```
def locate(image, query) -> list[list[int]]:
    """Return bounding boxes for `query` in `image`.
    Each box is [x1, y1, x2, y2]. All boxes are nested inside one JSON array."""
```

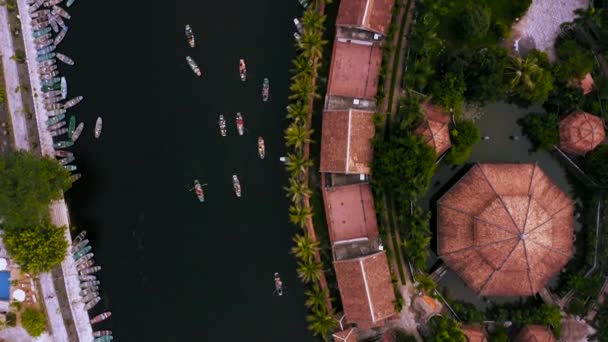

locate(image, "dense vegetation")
[[518, 112, 559, 151], [21, 308, 46, 337], [428, 316, 466, 342], [447, 120, 480, 165]]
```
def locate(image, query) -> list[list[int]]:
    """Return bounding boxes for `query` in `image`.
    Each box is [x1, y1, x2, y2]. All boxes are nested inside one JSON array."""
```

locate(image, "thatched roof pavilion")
[[438, 164, 574, 296], [559, 111, 605, 155], [515, 325, 556, 342], [415, 102, 452, 156], [462, 325, 488, 342]]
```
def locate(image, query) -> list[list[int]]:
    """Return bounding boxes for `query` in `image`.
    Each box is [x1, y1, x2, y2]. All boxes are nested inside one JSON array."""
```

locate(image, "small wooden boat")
[[262, 78, 270, 102], [70, 238, 88, 252], [72, 230, 86, 245], [193, 180, 205, 202], [218, 115, 226, 136], [239, 59, 246, 81], [68, 116, 76, 137], [79, 286, 98, 297], [50, 128, 68, 137], [52, 5, 70, 19], [186, 56, 201, 77], [79, 266, 101, 275], [54, 27, 68, 46], [70, 173, 82, 183], [185, 25, 195, 48], [94, 117, 102, 138], [258, 137, 265, 159], [56, 52, 74, 65], [84, 296, 101, 311], [46, 114, 65, 125], [71, 122, 84, 142], [77, 260, 94, 271], [274, 272, 283, 296], [64, 164, 77, 172], [80, 282, 100, 290], [93, 330, 112, 337], [93, 336, 113, 342], [76, 254, 94, 266], [48, 121, 66, 131], [90, 311, 112, 325], [63, 96, 83, 109], [233, 175, 241, 198], [236, 112, 244, 136], [73, 246, 92, 260], [54, 140, 73, 149], [78, 274, 96, 282], [81, 292, 99, 304]]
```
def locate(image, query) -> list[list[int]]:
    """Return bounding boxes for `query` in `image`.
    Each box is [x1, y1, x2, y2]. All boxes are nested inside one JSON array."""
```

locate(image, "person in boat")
[[239, 59, 246, 73]]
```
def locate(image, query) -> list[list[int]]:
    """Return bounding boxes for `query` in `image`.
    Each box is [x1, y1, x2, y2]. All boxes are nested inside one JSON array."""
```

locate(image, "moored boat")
[[185, 24, 195, 48], [81, 292, 99, 304], [258, 137, 265, 159], [70, 173, 81, 182], [37, 44, 56, 55], [40, 59, 56, 67], [71, 122, 84, 142], [43, 90, 61, 98], [193, 179, 204, 202], [70, 238, 87, 251], [42, 84, 62, 92], [93, 330, 112, 337], [41, 77, 61, 86], [262, 78, 270, 102], [79, 274, 96, 282], [73, 245, 92, 260], [32, 22, 50, 31], [76, 259, 94, 271], [236, 112, 244, 136], [46, 113, 65, 125], [49, 17, 59, 33], [54, 139, 73, 149], [34, 33, 51, 44], [61, 77, 67, 99], [185, 56, 201, 77], [35, 39, 52, 49], [232, 175, 241, 198], [79, 286, 98, 297], [94, 117, 102, 138], [66, 0, 76, 7], [274, 272, 283, 296], [90, 311, 112, 324], [38, 64, 57, 73], [84, 296, 101, 311], [80, 280, 100, 289], [72, 230, 86, 244], [56, 52, 74, 65], [33, 27, 52, 38], [44, 0, 63, 6], [48, 121, 66, 131], [68, 116, 76, 137], [31, 9, 50, 18], [294, 32, 301, 42], [218, 115, 226, 137], [55, 15, 67, 30], [47, 108, 66, 116], [64, 164, 77, 172], [93, 336, 113, 342], [50, 127, 68, 137], [52, 5, 70, 19], [80, 266, 101, 275], [54, 27, 68, 45], [293, 18, 303, 33], [40, 71, 60, 80], [45, 103, 63, 111], [37, 52, 56, 62], [55, 149, 72, 158], [63, 95, 83, 109], [76, 254, 94, 266], [239, 59, 246, 81], [29, 0, 44, 13]]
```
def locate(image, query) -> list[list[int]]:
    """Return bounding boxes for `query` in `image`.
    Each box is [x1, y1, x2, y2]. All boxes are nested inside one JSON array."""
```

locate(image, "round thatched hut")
[[437, 163, 573, 296], [559, 111, 605, 155]]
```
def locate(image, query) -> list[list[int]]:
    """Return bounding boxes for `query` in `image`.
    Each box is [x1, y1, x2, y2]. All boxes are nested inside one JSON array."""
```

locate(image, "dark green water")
[[60, 1, 311, 340]]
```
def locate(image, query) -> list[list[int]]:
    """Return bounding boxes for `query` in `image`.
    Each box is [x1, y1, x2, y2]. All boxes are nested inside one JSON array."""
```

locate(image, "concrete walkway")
[[0, 3, 30, 150]]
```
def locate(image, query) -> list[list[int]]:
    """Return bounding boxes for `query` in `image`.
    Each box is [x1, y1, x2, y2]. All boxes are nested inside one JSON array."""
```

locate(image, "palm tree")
[[414, 273, 437, 294], [302, 9, 325, 33], [284, 122, 313, 150], [291, 55, 315, 79], [306, 306, 337, 341], [304, 283, 328, 312], [291, 233, 320, 262], [506, 55, 542, 91], [298, 31, 326, 61], [289, 75, 315, 101], [285, 152, 313, 178], [297, 259, 322, 283], [284, 177, 312, 206], [287, 101, 309, 123], [289, 204, 312, 228]]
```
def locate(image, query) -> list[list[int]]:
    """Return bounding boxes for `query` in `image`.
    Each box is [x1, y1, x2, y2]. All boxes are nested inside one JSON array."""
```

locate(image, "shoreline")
[[7, 0, 94, 340]]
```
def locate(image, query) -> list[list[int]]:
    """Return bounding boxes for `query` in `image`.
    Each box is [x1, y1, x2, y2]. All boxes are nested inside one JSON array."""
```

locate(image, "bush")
[[518, 112, 559, 152], [432, 72, 466, 114], [447, 120, 480, 165], [5, 312, 16, 327], [584, 145, 608, 187], [21, 308, 46, 337], [460, 4, 491, 40], [554, 39, 594, 80], [3, 222, 68, 274]]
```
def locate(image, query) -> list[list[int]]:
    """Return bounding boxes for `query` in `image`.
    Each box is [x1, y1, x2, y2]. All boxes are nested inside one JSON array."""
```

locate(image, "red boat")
[[193, 179, 205, 202], [239, 59, 246, 81], [90, 311, 112, 324], [236, 113, 244, 136]]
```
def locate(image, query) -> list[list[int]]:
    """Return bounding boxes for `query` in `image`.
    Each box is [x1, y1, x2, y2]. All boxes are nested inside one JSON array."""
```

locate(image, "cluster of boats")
[[72, 231, 114, 341], [27, 0, 103, 180]]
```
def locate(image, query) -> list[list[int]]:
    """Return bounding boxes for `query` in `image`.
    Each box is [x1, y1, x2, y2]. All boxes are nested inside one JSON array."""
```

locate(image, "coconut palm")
[[285, 122, 313, 150], [302, 9, 325, 33], [297, 259, 322, 283], [284, 178, 312, 206], [289, 204, 312, 228], [506, 55, 542, 91], [291, 55, 316, 79], [289, 75, 315, 101], [291, 233, 320, 262], [285, 152, 313, 177], [306, 306, 337, 340], [298, 31, 326, 61], [305, 283, 328, 312], [414, 273, 437, 294], [287, 101, 309, 123]]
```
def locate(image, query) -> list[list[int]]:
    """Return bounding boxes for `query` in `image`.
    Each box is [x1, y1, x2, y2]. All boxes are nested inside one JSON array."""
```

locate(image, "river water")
[[60, 0, 311, 340]]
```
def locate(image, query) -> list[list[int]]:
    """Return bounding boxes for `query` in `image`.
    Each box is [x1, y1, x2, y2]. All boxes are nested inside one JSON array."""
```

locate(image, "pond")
[[419, 102, 580, 309]]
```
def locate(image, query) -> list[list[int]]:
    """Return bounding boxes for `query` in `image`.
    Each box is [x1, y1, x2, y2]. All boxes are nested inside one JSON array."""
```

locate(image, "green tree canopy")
[[431, 72, 466, 113], [21, 308, 46, 337], [518, 112, 559, 152], [584, 145, 608, 187], [3, 221, 68, 274], [554, 39, 595, 80], [465, 46, 511, 102], [447, 120, 480, 165], [460, 4, 491, 40], [507, 53, 555, 105], [430, 316, 466, 342], [0, 151, 71, 227]]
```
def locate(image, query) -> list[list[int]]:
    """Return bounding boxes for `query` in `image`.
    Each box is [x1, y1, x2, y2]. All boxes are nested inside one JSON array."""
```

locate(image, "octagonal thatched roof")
[[415, 102, 452, 156], [438, 164, 574, 296], [515, 325, 556, 342], [559, 111, 605, 155]]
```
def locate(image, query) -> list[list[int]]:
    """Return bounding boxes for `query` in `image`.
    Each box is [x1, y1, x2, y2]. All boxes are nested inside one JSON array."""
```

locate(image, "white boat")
[[274, 272, 283, 296], [94, 117, 102, 139], [54, 27, 68, 46], [71, 122, 84, 142], [84, 297, 101, 311], [56, 52, 74, 65], [232, 175, 241, 198], [52, 5, 71, 19], [63, 96, 83, 109], [60, 77, 67, 99], [293, 18, 303, 33], [236, 112, 244, 136]]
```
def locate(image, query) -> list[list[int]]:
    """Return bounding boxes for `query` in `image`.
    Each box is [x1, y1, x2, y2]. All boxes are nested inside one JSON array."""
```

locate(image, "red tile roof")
[[336, 0, 395, 35], [332, 327, 358, 342], [559, 111, 605, 155], [326, 40, 382, 99], [415, 103, 452, 155], [515, 325, 556, 342], [320, 109, 375, 174], [334, 251, 396, 325], [463, 325, 488, 342], [580, 73, 595, 95], [323, 183, 379, 244], [437, 164, 574, 296]]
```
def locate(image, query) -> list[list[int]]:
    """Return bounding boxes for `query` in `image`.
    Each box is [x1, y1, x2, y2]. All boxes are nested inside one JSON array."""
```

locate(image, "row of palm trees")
[[285, 2, 337, 341]]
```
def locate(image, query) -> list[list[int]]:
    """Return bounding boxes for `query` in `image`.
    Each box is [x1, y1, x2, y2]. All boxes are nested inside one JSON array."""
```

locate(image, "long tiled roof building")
[[437, 163, 573, 296]]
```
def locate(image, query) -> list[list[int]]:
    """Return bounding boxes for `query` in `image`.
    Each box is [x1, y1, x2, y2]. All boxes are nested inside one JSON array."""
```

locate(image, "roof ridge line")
[[521, 240, 536, 295], [526, 239, 571, 257], [477, 238, 521, 294], [477, 164, 522, 233], [439, 204, 519, 237], [441, 236, 519, 257], [525, 200, 572, 234]]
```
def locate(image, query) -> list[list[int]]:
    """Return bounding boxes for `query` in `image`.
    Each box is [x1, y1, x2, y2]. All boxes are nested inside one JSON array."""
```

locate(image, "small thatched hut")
[[437, 163, 573, 296], [415, 102, 452, 156], [515, 325, 556, 342], [559, 111, 605, 155]]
